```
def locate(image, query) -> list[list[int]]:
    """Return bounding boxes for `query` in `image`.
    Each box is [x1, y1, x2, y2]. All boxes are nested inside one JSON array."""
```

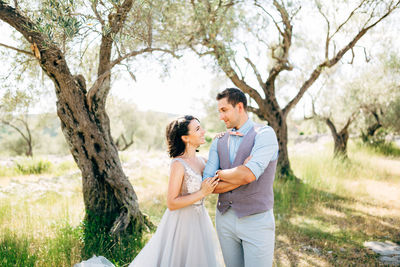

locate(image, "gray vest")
[[217, 126, 277, 218]]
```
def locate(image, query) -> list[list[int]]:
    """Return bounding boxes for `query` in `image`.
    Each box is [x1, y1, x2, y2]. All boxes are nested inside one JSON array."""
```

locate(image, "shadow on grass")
[[273, 179, 399, 266]]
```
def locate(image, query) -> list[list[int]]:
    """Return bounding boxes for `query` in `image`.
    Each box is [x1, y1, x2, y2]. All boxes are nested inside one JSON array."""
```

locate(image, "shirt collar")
[[232, 118, 253, 135]]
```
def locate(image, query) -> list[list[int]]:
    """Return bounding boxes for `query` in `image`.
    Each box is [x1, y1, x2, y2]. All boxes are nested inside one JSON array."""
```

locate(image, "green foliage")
[[0, 231, 37, 267], [81, 211, 145, 266], [1, 137, 28, 157], [371, 142, 400, 157], [357, 138, 400, 158], [14, 158, 53, 175], [33, 0, 82, 43], [0, 222, 82, 267], [45, 222, 82, 267]]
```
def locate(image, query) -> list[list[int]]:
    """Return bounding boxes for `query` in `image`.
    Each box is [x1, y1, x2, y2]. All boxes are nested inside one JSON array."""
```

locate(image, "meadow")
[[0, 139, 399, 266]]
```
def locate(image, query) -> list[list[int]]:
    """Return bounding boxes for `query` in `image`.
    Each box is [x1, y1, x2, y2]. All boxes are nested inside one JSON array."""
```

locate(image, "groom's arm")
[[213, 165, 254, 193], [216, 126, 279, 186], [203, 139, 220, 180], [213, 181, 241, 193], [216, 165, 256, 185]]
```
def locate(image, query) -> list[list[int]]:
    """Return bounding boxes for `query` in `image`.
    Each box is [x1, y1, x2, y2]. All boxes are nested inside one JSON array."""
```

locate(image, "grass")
[[0, 195, 84, 267], [274, 141, 400, 266], [0, 143, 399, 266], [0, 231, 37, 267], [0, 157, 78, 178], [14, 158, 53, 175]]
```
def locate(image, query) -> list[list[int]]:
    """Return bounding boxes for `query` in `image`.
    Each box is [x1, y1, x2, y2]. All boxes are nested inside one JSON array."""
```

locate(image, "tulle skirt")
[[129, 204, 224, 267]]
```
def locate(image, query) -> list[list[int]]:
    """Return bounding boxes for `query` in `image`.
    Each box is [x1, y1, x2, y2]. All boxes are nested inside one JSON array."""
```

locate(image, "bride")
[[74, 115, 223, 267], [129, 115, 223, 267]]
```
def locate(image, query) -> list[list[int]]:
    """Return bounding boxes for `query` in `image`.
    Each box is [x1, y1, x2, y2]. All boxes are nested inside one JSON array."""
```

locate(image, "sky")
[[109, 54, 231, 118]]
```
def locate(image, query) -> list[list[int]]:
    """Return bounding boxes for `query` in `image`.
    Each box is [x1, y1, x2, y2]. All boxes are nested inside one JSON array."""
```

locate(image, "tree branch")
[[245, 57, 265, 91], [325, 117, 338, 136], [342, 110, 359, 131], [330, 0, 367, 40], [0, 42, 34, 56], [316, 4, 330, 61], [86, 69, 111, 111], [283, 0, 400, 116], [1, 119, 30, 144], [110, 47, 180, 69], [91, 0, 105, 26], [262, 0, 294, 96], [247, 105, 260, 115]]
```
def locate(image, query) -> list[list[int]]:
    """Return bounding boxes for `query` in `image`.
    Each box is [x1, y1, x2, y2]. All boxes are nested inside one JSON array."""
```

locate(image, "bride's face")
[[185, 119, 206, 147]]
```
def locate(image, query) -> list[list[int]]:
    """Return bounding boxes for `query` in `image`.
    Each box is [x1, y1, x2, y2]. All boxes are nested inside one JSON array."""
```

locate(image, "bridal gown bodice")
[[177, 158, 204, 206]]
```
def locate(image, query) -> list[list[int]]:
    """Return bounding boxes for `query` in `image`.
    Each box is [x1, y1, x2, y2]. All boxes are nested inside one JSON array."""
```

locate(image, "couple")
[[130, 88, 279, 267]]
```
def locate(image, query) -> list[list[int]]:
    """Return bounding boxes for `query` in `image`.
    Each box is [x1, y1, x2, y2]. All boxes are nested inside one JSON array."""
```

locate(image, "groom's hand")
[[213, 132, 226, 140]]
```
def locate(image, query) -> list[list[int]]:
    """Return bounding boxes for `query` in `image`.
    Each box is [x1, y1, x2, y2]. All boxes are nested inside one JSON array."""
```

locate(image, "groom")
[[203, 88, 279, 267]]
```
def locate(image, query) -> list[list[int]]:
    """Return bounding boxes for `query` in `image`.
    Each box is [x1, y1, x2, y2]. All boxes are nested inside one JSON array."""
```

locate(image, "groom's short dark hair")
[[216, 88, 247, 110]]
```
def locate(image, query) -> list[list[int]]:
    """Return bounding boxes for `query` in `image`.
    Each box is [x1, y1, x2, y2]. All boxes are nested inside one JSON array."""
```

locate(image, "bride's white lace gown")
[[129, 158, 223, 267]]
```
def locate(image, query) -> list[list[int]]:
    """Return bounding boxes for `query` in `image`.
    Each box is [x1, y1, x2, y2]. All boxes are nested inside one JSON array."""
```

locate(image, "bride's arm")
[[166, 161, 218, 211]]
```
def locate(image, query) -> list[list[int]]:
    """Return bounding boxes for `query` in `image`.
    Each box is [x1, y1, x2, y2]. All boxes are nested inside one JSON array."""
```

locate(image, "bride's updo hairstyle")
[[166, 115, 199, 158]]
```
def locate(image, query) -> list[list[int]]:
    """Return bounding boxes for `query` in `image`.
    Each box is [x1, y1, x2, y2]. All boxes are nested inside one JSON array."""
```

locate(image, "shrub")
[[14, 158, 52, 175]]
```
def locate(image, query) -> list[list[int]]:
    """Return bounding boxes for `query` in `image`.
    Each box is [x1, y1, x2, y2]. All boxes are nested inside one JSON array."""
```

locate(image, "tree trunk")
[[116, 134, 134, 151], [26, 143, 32, 157], [361, 110, 382, 143], [333, 131, 349, 158], [267, 112, 293, 179], [326, 118, 349, 158], [0, 2, 151, 262]]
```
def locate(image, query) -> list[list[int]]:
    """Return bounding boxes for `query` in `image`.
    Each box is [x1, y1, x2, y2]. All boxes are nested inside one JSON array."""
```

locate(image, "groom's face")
[[218, 97, 240, 129]]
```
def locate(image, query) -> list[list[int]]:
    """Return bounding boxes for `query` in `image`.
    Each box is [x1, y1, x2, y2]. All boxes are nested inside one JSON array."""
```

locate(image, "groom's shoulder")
[[254, 124, 278, 142], [254, 123, 275, 134]]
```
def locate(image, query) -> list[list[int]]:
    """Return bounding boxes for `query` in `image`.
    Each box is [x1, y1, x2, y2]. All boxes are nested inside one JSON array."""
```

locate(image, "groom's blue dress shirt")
[[203, 119, 279, 180]]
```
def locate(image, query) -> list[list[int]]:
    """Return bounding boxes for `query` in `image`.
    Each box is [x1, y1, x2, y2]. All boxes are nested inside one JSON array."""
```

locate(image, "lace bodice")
[[172, 157, 204, 205]]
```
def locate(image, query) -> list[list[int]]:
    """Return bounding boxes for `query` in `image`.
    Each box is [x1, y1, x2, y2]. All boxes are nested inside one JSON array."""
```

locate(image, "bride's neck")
[[181, 146, 197, 159]]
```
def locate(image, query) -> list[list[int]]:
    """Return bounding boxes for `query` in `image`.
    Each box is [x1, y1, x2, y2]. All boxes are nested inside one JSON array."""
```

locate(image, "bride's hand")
[[213, 132, 226, 140], [200, 176, 219, 196]]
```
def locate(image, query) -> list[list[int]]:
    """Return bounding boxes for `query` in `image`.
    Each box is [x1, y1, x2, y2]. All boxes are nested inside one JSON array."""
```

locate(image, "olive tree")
[[0, 0, 182, 260], [186, 0, 400, 178]]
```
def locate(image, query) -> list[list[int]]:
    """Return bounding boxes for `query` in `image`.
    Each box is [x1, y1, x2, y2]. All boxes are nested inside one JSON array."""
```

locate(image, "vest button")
[[229, 201, 232, 204]]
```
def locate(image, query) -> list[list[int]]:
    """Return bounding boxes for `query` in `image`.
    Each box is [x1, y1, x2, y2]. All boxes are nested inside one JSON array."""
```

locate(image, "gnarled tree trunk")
[[326, 117, 354, 158], [361, 109, 382, 143], [0, 1, 152, 261]]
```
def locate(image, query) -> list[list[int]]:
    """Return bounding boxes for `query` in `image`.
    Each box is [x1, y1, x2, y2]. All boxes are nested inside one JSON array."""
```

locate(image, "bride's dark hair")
[[166, 115, 199, 158]]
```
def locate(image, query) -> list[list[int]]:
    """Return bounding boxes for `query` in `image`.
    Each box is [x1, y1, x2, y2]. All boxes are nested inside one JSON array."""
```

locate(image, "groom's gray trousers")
[[216, 208, 275, 267]]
